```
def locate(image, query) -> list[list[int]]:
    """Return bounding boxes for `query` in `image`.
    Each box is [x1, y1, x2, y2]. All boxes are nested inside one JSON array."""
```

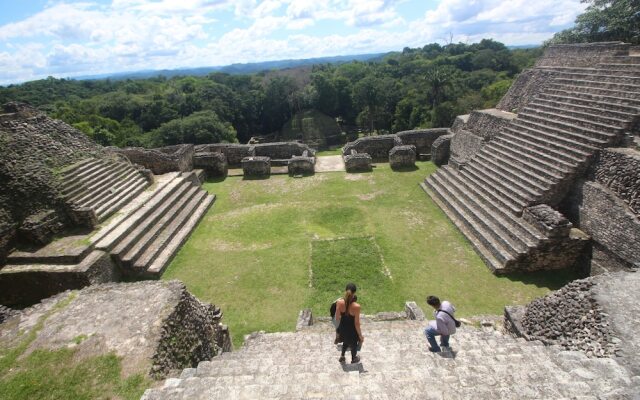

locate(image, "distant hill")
[[76, 53, 389, 81]]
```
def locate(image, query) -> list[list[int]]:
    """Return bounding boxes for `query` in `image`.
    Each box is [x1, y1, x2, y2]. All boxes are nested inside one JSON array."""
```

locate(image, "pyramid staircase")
[[142, 318, 637, 399], [60, 156, 151, 222], [422, 52, 640, 273], [90, 171, 215, 278]]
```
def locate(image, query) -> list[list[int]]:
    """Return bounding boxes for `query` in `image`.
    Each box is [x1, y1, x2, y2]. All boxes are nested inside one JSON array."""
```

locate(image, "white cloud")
[[0, 0, 587, 84]]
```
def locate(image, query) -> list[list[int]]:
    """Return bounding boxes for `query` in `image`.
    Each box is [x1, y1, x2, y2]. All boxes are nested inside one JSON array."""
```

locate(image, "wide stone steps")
[[60, 157, 151, 222], [424, 173, 517, 267], [526, 99, 635, 126], [143, 319, 637, 399], [424, 61, 639, 272], [536, 92, 640, 115], [520, 107, 627, 135], [94, 172, 214, 278]]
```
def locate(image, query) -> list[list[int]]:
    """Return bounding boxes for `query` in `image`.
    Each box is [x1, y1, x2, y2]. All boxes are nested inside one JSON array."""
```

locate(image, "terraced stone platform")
[[143, 316, 639, 399], [60, 156, 151, 222], [423, 48, 640, 273], [0, 170, 214, 305]]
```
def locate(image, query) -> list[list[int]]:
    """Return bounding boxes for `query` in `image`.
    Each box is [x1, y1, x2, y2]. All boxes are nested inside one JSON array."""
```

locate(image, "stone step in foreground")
[[143, 314, 639, 399]]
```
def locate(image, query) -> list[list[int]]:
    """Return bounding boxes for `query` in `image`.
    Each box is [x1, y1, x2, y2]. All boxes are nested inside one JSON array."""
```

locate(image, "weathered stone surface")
[[431, 134, 453, 167], [0, 281, 230, 379], [288, 155, 315, 175], [0, 304, 17, 324], [241, 156, 271, 176], [17, 209, 65, 245], [523, 204, 572, 238], [564, 180, 640, 270], [511, 228, 591, 273], [497, 69, 561, 113], [450, 129, 484, 167], [253, 142, 315, 162], [590, 148, 640, 216], [534, 42, 632, 68], [343, 135, 402, 162], [295, 308, 313, 331], [195, 142, 315, 168], [465, 109, 517, 140], [195, 144, 252, 167], [0, 102, 105, 259], [404, 301, 425, 321], [395, 128, 449, 156], [193, 152, 228, 178], [114, 144, 194, 174], [145, 313, 639, 399], [450, 114, 469, 134], [389, 145, 416, 169], [344, 152, 372, 172]]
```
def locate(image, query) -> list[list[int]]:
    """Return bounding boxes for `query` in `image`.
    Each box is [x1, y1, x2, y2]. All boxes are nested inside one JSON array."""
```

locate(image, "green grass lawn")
[[163, 161, 577, 347]]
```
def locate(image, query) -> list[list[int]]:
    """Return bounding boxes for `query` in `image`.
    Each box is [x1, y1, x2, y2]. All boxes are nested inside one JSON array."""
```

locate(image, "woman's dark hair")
[[427, 295, 441, 307], [344, 283, 357, 310]]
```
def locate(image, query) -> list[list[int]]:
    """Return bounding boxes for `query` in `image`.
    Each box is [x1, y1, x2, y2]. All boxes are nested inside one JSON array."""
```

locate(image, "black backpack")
[[438, 309, 462, 327], [330, 301, 337, 318]]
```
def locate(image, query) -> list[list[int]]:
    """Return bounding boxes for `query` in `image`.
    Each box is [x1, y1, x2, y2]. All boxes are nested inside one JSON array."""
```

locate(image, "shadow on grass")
[[205, 175, 228, 184], [391, 165, 419, 172], [242, 175, 270, 181], [500, 268, 583, 290]]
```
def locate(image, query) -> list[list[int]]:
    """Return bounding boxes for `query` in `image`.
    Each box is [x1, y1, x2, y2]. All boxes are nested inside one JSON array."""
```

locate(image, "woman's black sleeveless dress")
[[338, 308, 358, 348]]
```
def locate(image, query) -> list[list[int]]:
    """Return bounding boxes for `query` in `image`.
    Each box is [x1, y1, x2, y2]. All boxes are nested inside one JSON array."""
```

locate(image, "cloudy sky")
[[0, 0, 586, 85]]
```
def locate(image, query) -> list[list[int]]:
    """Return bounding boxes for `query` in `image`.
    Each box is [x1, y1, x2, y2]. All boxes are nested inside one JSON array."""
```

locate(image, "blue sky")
[[0, 0, 586, 85]]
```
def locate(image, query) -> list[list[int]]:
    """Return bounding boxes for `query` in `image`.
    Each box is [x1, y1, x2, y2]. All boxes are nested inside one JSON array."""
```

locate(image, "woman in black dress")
[[335, 283, 364, 363]]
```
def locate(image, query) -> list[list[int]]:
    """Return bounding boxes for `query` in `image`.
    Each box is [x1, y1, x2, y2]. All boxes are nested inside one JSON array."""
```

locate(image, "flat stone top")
[[594, 272, 640, 375], [8, 234, 90, 261], [2, 280, 184, 376], [457, 114, 470, 122], [605, 147, 640, 159], [474, 108, 517, 120], [241, 156, 270, 162]]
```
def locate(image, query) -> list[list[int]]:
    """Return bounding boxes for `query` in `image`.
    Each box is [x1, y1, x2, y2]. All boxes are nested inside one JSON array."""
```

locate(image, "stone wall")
[[465, 109, 517, 140], [0, 102, 106, 263], [195, 142, 315, 168], [590, 148, 640, 216], [450, 130, 484, 166], [193, 152, 228, 178], [431, 134, 453, 167], [343, 135, 402, 162], [534, 42, 630, 68], [496, 69, 560, 113], [395, 128, 449, 156], [114, 144, 194, 174], [563, 180, 640, 270]]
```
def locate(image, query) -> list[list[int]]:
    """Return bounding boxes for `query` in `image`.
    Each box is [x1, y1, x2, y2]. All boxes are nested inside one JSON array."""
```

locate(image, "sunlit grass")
[[164, 162, 578, 347]]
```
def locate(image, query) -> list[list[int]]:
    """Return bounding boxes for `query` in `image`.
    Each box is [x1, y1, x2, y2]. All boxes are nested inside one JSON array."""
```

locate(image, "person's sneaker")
[[428, 347, 441, 353], [338, 356, 346, 363], [351, 355, 360, 364]]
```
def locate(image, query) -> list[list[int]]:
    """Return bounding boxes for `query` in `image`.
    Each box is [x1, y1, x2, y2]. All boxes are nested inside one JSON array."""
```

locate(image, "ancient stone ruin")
[[423, 42, 640, 274]]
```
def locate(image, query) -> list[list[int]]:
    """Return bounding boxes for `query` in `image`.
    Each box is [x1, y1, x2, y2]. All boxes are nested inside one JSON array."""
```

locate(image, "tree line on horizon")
[[0, 39, 540, 148], [0, 0, 633, 148]]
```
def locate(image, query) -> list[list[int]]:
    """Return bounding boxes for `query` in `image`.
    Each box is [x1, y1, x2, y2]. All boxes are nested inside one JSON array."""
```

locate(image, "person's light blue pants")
[[424, 326, 449, 352]]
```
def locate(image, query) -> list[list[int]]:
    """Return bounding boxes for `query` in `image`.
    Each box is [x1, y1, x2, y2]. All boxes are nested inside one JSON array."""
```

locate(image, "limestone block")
[[242, 156, 271, 177], [344, 153, 372, 172], [395, 128, 449, 156], [343, 135, 402, 162], [18, 209, 66, 245], [389, 145, 416, 169], [450, 129, 484, 166], [404, 301, 425, 321], [431, 134, 453, 167], [194, 152, 228, 178], [296, 309, 313, 331], [523, 204, 572, 238], [288, 156, 315, 175]]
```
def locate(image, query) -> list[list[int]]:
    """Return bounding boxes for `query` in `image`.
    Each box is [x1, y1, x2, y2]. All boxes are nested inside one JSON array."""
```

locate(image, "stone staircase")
[[142, 318, 638, 399], [60, 157, 151, 222], [422, 53, 640, 273], [91, 171, 215, 277]]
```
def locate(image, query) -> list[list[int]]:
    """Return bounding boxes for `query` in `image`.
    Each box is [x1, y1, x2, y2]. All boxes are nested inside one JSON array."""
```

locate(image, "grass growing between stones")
[[0, 293, 149, 400], [163, 162, 580, 348]]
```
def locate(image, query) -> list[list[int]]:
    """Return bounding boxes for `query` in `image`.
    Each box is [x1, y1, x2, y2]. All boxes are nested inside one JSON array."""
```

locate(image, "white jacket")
[[428, 301, 456, 335]]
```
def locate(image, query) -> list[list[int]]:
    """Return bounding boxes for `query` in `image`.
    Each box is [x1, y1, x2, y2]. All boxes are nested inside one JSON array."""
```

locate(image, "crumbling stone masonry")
[[288, 155, 315, 175], [344, 152, 372, 172], [242, 156, 271, 177], [389, 145, 416, 169], [113, 144, 194, 174], [342, 129, 449, 162], [193, 152, 228, 178]]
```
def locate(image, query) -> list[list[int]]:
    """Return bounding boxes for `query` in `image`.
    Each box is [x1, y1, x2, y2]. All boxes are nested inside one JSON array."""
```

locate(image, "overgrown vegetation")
[[163, 163, 578, 348], [0, 293, 149, 400], [547, 0, 640, 45], [0, 40, 540, 147]]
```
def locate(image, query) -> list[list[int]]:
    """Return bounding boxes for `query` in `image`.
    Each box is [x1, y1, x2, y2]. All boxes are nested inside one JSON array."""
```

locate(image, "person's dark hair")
[[344, 283, 357, 310], [426, 295, 440, 307]]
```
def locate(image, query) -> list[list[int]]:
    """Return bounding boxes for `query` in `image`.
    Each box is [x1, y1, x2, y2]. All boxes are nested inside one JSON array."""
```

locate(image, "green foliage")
[[149, 110, 237, 147], [0, 40, 541, 147], [548, 0, 640, 44]]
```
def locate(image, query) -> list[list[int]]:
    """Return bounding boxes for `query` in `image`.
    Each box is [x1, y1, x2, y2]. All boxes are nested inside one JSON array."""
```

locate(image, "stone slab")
[[315, 155, 346, 173]]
